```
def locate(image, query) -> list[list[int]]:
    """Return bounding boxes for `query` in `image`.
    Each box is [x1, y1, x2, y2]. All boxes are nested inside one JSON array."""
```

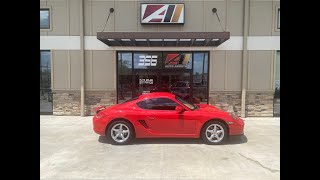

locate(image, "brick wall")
[[52, 90, 117, 116], [52, 90, 81, 115], [246, 92, 273, 117], [85, 91, 117, 115], [208, 92, 242, 116]]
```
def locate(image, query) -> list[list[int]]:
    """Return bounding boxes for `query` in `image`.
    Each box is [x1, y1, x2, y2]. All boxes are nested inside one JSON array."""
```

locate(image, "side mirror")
[[175, 106, 185, 113]]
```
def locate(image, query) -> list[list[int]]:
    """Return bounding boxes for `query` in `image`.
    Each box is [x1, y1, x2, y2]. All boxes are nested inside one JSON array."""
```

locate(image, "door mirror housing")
[[175, 106, 185, 113]]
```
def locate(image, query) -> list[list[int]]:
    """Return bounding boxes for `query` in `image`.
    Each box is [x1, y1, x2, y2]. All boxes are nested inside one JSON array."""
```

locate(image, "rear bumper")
[[229, 117, 245, 135]]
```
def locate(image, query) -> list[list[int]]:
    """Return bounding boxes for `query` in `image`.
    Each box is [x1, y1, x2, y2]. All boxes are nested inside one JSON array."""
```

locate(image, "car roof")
[[138, 92, 176, 99]]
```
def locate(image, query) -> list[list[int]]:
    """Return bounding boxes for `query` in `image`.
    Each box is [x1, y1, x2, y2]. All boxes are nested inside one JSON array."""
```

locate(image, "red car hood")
[[196, 104, 225, 113]]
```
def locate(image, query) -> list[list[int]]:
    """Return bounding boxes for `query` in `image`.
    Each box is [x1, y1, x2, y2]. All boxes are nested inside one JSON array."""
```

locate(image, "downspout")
[[241, 0, 249, 117], [80, 0, 85, 116]]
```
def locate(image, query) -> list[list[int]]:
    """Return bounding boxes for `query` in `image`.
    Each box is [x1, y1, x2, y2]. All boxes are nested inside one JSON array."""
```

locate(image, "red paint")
[[159, 10, 166, 15], [93, 92, 244, 138], [165, 54, 180, 65], [149, 19, 162, 22], [143, 5, 164, 20]]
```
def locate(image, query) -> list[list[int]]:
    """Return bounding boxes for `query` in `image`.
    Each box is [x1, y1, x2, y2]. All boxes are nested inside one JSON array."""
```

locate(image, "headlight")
[[229, 112, 238, 120]]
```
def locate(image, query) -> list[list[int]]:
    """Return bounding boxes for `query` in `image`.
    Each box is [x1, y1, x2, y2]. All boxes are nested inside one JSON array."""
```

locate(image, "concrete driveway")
[[40, 116, 280, 180]]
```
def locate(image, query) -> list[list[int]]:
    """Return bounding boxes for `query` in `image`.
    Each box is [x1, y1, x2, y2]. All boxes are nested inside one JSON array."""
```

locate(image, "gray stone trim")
[[209, 92, 242, 116], [85, 91, 117, 115], [246, 92, 274, 117], [52, 90, 81, 116]]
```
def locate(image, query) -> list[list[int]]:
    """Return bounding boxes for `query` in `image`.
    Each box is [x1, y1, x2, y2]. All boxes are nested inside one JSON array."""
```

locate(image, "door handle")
[[146, 116, 156, 120]]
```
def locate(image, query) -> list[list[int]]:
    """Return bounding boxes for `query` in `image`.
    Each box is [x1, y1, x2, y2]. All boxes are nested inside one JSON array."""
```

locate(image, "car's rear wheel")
[[107, 120, 134, 145], [201, 121, 228, 145]]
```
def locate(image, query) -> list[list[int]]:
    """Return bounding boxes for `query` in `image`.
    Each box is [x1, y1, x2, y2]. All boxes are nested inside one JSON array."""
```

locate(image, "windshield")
[[175, 96, 198, 110]]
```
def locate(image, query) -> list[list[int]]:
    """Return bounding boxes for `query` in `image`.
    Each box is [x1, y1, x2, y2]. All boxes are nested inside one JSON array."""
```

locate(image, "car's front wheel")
[[107, 120, 134, 145], [201, 121, 228, 145]]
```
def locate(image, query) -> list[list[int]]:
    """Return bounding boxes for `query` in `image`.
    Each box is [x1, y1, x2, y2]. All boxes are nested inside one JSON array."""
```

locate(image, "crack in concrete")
[[239, 153, 280, 173]]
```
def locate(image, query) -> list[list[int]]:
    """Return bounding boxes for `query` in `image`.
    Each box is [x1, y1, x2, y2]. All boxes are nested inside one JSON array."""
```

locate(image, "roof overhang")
[[97, 32, 230, 47]]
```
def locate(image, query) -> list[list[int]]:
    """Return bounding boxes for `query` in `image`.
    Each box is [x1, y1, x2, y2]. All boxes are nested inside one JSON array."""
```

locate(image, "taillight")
[[94, 106, 106, 118], [95, 111, 106, 118]]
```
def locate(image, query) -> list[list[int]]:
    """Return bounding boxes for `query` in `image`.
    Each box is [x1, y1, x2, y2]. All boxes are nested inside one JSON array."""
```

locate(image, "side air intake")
[[138, 120, 149, 129]]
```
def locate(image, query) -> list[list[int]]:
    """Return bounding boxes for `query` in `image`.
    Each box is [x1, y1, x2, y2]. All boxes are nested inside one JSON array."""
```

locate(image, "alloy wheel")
[[110, 123, 130, 143], [205, 124, 225, 143]]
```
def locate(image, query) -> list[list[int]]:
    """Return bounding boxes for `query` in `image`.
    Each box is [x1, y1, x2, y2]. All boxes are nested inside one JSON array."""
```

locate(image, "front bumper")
[[229, 117, 245, 135]]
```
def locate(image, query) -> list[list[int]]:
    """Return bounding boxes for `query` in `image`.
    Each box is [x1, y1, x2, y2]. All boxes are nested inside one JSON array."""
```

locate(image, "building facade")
[[40, 0, 280, 117]]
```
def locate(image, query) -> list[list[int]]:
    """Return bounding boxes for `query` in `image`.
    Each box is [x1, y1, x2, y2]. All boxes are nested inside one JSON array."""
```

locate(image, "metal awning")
[[97, 32, 230, 47]]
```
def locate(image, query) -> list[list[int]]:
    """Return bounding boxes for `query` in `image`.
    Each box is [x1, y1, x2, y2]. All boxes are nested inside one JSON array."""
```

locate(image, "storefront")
[[96, 29, 230, 107], [117, 51, 209, 104]]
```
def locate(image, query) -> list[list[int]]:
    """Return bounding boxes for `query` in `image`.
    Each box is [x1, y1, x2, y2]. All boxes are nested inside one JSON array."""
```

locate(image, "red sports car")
[[93, 92, 244, 145]]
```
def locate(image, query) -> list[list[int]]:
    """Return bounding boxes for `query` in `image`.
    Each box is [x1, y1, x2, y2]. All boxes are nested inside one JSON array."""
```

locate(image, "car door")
[[136, 98, 196, 136]]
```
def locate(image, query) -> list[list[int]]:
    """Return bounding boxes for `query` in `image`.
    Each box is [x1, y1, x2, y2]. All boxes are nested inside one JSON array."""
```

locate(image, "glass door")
[[134, 71, 158, 97], [117, 51, 209, 104], [161, 71, 194, 103]]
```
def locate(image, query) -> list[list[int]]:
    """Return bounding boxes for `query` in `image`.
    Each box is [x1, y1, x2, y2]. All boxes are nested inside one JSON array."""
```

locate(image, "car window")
[[175, 96, 197, 110], [136, 98, 178, 110]]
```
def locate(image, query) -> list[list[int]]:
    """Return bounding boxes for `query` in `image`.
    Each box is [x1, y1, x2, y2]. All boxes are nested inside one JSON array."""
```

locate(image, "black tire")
[[106, 120, 134, 145], [201, 121, 228, 145]]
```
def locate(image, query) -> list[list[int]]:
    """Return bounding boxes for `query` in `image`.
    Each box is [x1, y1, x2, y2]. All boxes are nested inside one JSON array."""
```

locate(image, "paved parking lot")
[[40, 116, 280, 180]]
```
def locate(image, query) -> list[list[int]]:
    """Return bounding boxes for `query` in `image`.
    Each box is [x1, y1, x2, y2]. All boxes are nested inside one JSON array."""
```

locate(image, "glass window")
[[275, 51, 280, 97], [163, 52, 192, 69], [40, 50, 52, 114], [118, 52, 132, 75], [193, 52, 209, 103], [40, 50, 51, 88], [176, 96, 197, 110], [273, 50, 280, 117], [40, 9, 50, 29], [164, 72, 191, 102], [117, 51, 209, 104], [118, 52, 133, 103], [136, 98, 178, 110], [134, 73, 158, 96], [133, 52, 163, 69]]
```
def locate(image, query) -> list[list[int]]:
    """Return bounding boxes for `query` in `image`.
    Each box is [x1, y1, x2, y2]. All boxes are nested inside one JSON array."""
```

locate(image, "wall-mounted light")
[[101, 8, 115, 32], [212, 8, 225, 32]]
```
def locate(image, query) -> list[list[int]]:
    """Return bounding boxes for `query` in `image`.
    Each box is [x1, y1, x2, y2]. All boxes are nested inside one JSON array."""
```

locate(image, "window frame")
[[40, 7, 52, 31], [274, 6, 280, 32]]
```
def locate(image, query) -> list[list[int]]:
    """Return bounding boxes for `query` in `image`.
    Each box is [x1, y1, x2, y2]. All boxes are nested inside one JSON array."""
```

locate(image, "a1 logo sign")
[[138, 55, 157, 67]]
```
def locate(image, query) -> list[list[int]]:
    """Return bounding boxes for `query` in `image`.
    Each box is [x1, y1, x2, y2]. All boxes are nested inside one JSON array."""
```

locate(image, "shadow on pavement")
[[98, 135, 248, 145], [227, 135, 248, 145]]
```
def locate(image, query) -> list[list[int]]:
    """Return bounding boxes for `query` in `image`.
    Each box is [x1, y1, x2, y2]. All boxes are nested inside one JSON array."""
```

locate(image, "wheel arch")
[[105, 118, 136, 137], [200, 119, 230, 136]]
